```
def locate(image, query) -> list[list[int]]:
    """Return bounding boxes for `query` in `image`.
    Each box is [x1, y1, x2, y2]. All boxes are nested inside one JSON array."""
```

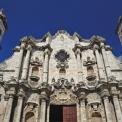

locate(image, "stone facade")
[[0, 9, 7, 40], [0, 31, 122, 122]]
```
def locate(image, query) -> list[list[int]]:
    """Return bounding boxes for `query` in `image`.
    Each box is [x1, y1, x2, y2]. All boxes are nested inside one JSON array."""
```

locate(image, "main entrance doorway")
[[49, 105, 77, 122]]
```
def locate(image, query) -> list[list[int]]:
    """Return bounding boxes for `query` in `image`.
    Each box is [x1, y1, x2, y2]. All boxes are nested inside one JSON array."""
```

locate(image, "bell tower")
[[116, 16, 122, 44], [0, 9, 7, 40]]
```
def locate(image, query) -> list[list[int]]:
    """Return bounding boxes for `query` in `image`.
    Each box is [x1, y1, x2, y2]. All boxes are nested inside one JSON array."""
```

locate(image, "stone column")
[[119, 92, 122, 112], [76, 48, 83, 82], [16, 43, 25, 81], [39, 99, 47, 122], [111, 87, 122, 122], [101, 88, 113, 122], [103, 96, 113, 122], [100, 43, 111, 79], [94, 44, 105, 81], [21, 44, 32, 80], [13, 88, 24, 122], [43, 49, 50, 83], [80, 99, 87, 122], [76, 103, 80, 122], [46, 103, 50, 122], [3, 95, 14, 122], [39, 50, 44, 84], [113, 95, 122, 122]]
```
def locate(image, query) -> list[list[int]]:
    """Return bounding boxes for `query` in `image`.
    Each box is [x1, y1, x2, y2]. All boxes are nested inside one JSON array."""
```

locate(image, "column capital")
[[4, 94, 14, 101], [100, 42, 105, 49], [44, 48, 51, 55], [100, 89, 110, 98], [40, 92, 49, 101], [93, 44, 100, 51], [110, 86, 119, 96], [78, 92, 86, 100], [26, 44, 32, 51], [17, 88, 25, 97], [75, 48, 81, 55]]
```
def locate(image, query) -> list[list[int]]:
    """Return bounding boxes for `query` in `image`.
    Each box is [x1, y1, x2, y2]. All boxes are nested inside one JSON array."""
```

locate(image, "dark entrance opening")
[[49, 105, 77, 122]]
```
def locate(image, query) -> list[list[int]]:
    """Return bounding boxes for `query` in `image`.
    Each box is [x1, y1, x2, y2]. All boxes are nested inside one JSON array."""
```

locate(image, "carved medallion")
[[50, 89, 78, 105]]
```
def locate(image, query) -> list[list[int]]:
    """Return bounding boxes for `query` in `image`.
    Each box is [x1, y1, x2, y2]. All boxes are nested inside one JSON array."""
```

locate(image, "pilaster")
[[79, 94, 87, 122], [3, 79, 17, 122], [93, 44, 106, 82], [21, 44, 32, 81], [100, 43, 112, 80], [42, 47, 52, 83], [13, 87, 25, 122], [16, 42, 26, 81], [101, 88, 113, 122], [75, 48, 83, 83], [111, 86, 122, 122]]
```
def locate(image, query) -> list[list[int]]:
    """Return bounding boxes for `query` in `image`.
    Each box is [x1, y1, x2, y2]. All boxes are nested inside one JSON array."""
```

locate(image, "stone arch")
[[91, 112, 102, 122], [25, 112, 35, 122]]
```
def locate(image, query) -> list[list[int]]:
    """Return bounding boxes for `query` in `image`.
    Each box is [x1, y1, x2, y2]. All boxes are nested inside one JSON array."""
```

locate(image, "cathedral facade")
[[0, 31, 122, 122], [0, 11, 122, 122]]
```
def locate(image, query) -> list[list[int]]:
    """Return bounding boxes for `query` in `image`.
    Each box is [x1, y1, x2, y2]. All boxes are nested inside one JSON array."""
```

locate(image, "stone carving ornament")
[[55, 50, 69, 62], [50, 89, 78, 105], [50, 78, 78, 105]]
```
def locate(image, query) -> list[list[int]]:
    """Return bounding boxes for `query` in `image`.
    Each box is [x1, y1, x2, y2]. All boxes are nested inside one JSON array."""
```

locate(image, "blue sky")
[[0, 0, 122, 62]]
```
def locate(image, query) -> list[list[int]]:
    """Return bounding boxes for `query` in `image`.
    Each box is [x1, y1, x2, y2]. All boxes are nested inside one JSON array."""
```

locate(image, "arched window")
[[59, 68, 66, 77], [32, 67, 39, 76], [25, 112, 35, 122], [91, 112, 102, 122], [87, 66, 94, 76]]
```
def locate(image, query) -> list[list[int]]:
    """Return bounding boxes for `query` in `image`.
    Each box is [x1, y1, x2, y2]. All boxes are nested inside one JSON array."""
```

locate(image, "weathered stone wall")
[[0, 31, 122, 122]]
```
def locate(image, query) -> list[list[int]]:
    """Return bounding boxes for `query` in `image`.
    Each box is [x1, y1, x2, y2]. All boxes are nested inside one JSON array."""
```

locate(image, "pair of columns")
[[101, 43, 122, 121], [102, 88, 122, 122], [14, 47, 50, 122], [94, 44, 106, 82], [111, 87, 122, 122]]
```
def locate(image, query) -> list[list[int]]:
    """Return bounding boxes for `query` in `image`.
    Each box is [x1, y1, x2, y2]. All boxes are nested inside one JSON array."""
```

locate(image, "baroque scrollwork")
[[50, 78, 78, 105]]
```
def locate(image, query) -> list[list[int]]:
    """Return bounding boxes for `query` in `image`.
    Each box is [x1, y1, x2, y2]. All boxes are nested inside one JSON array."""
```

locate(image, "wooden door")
[[63, 105, 77, 122]]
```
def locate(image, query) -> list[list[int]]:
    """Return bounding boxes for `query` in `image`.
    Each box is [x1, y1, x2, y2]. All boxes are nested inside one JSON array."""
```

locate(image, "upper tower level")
[[116, 16, 122, 44], [0, 9, 7, 40]]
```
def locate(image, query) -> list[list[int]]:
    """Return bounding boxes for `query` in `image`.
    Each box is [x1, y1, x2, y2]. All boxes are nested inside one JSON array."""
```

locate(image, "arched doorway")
[[49, 104, 77, 122]]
